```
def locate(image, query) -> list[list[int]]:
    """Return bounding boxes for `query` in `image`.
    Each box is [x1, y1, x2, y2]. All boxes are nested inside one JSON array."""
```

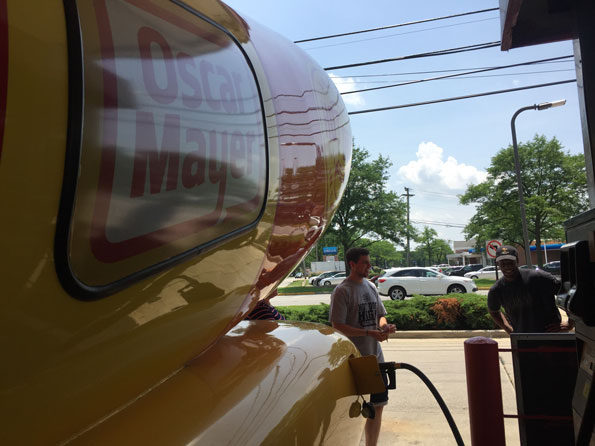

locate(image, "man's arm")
[[378, 316, 396, 334], [545, 317, 575, 332], [489, 310, 514, 334], [332, 322, 388, 342]]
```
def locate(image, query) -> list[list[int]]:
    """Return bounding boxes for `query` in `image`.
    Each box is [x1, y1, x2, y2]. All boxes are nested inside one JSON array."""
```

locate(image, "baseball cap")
[[495, 245, 518, 262]]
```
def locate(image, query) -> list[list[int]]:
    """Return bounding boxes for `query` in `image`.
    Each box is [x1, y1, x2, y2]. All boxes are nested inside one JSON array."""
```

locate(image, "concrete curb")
[[389, 330, 508, 339]]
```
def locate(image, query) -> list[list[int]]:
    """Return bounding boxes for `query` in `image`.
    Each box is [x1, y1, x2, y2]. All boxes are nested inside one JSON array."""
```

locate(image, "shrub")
[[278, 303, 330, 325], [459, 294, 497, 329], [278, 294, 496, 330], [431, 298, 462, 329], [384, 305, 435, 330]]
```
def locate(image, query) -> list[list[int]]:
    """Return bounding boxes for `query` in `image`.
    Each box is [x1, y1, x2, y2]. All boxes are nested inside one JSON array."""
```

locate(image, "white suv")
[[377, 267, 477, 300]]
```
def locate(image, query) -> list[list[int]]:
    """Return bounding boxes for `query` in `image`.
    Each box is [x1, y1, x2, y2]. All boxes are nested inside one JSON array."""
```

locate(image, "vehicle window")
[[392, 270, 417, 277], [424, 270, 438, 278], [60, 0, 266, 295]]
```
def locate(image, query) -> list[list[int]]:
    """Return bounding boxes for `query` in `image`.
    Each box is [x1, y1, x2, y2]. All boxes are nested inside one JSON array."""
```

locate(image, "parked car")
[[377, 267, 477, 300], [464, 266, 501, 280], [440, 266, 456, 275], [519, 265, 540, 271], [369, 274, 382, 286], [310, 271, 342, 286], [541, 261, 561, 276], [431, 264, 450, 273], [448, 264, 484, 276], [320, 272, 348, 286]]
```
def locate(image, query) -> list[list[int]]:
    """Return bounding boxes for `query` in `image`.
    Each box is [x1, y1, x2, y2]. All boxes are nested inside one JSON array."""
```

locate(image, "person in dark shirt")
[[487, 245, 573, 334], [246, 290, 285, 321]]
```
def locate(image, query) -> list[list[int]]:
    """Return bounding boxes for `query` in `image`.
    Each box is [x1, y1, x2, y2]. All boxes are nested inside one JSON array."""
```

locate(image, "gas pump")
[[557, 208, 595, 444]]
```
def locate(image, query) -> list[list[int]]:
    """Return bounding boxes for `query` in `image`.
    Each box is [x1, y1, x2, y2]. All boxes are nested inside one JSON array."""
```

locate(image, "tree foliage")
[[460, 135, 588, 265], [412, 226, 453, 266], [325, 145, 409, 259], [366, 239, 402, 268]]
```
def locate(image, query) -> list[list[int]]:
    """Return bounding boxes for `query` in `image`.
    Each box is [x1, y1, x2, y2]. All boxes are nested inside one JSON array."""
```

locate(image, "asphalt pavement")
[[362, 337, 520, 446]]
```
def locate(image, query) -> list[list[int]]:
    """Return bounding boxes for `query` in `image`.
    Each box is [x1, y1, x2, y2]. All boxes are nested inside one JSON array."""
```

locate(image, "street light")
[[510, 99, 566, 266]]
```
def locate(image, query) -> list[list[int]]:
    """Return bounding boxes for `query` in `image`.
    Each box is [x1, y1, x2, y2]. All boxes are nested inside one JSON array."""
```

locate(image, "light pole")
[[510, 99, 565, 266]]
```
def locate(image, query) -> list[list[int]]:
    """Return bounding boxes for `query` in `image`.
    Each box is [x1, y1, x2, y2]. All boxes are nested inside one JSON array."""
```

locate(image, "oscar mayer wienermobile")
[[0, 0, 372, 443]]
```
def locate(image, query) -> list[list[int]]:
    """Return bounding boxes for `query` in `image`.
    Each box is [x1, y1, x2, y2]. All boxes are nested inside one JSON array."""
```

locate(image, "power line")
[[332, 58, 573, 79], [416, 190, 460, 198], [348, 79, 576, 115], [294, 7, 498, 43], [341, 56, 573, 95], [303, 17, 498, 51], [324, 41, 501, 71], [338, 69, 574, 86], [411, 219, 467, 228]]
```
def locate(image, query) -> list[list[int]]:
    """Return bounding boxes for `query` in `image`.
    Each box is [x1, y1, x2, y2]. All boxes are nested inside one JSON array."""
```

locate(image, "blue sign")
[[322, 246, 338, 255]]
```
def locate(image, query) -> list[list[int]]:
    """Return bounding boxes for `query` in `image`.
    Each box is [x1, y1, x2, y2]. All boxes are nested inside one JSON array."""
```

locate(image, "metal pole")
[[403, 187, 414, 267], [511, 105, 535, 267], [464, 337, 506, 446]]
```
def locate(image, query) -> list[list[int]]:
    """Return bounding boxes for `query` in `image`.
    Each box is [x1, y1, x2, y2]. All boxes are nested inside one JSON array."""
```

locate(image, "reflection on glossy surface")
[[70, 322, 364, 445], [70, 0, 266, 283], [248, 20, 351, 290], [0, 0, 354, 444]]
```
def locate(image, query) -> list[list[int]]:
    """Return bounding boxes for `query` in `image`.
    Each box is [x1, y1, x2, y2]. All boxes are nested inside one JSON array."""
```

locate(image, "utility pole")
[[402, 187, 414, 266]]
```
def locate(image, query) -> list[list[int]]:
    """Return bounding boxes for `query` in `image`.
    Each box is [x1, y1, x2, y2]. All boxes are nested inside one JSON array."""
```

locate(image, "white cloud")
[[328, 72, 365, 106], [397, 141, 487, 191]]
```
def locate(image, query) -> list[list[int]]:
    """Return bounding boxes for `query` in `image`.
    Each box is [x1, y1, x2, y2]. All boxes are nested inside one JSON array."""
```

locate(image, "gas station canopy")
[[499, 0, 576, 50]]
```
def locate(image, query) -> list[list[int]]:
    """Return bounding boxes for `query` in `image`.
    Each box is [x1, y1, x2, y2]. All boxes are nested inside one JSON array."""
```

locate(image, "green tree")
[[432, 239, 454, 264], [412, 228, 453, 266], [366, 239, 402, 269], [416, 226, 438, 265], [326, 146, 409, 266], [460, 135, 588, 266]]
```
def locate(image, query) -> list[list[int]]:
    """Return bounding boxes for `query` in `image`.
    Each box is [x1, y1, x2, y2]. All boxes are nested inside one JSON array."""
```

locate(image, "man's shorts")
[[370, 368, 389, 407]]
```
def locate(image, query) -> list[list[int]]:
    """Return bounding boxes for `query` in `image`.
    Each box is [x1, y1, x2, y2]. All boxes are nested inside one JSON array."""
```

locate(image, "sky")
[[223, 0, 583, 247]]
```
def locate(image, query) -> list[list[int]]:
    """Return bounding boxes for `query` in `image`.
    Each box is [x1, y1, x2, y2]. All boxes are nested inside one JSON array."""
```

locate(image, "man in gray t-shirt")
[[330, 278, 387, 362], [329, 247, 396, 446]]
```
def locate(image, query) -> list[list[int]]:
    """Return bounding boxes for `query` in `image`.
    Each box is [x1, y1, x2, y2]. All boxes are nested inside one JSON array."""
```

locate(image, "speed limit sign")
[[486, 240, 503, 258]]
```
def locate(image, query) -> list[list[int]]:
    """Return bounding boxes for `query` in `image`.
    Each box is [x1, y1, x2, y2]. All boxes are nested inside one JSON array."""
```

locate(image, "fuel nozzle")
[[378, 361, 397, 390]]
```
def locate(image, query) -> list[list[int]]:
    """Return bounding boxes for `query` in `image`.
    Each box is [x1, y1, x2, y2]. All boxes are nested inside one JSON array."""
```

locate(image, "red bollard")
[[464, 337, 506, 446]]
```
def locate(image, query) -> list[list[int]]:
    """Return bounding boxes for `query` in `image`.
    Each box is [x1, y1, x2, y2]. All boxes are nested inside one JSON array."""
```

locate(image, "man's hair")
[[346, 247, 369, 265]]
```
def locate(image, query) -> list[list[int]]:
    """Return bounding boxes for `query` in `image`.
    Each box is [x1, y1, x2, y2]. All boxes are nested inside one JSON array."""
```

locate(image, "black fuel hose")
[[395, 362, 465, 446]]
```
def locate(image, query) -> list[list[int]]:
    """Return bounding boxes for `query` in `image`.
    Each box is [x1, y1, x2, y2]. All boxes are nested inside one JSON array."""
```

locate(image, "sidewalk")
[[363, 337, 520, 446]]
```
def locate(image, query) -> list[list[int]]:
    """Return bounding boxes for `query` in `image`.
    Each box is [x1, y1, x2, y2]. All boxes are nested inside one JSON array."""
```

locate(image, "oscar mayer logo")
[[0, 0, 7, 162], [87, 0, 265, 264]]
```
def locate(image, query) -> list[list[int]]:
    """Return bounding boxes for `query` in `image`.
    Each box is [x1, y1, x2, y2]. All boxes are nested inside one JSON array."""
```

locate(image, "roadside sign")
[[323, 247, 338, 255], [486, 239, 503, 258]]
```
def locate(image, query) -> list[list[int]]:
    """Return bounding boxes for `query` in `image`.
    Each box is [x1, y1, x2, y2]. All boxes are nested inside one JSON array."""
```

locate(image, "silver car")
[[463, 266, 501, 280]]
